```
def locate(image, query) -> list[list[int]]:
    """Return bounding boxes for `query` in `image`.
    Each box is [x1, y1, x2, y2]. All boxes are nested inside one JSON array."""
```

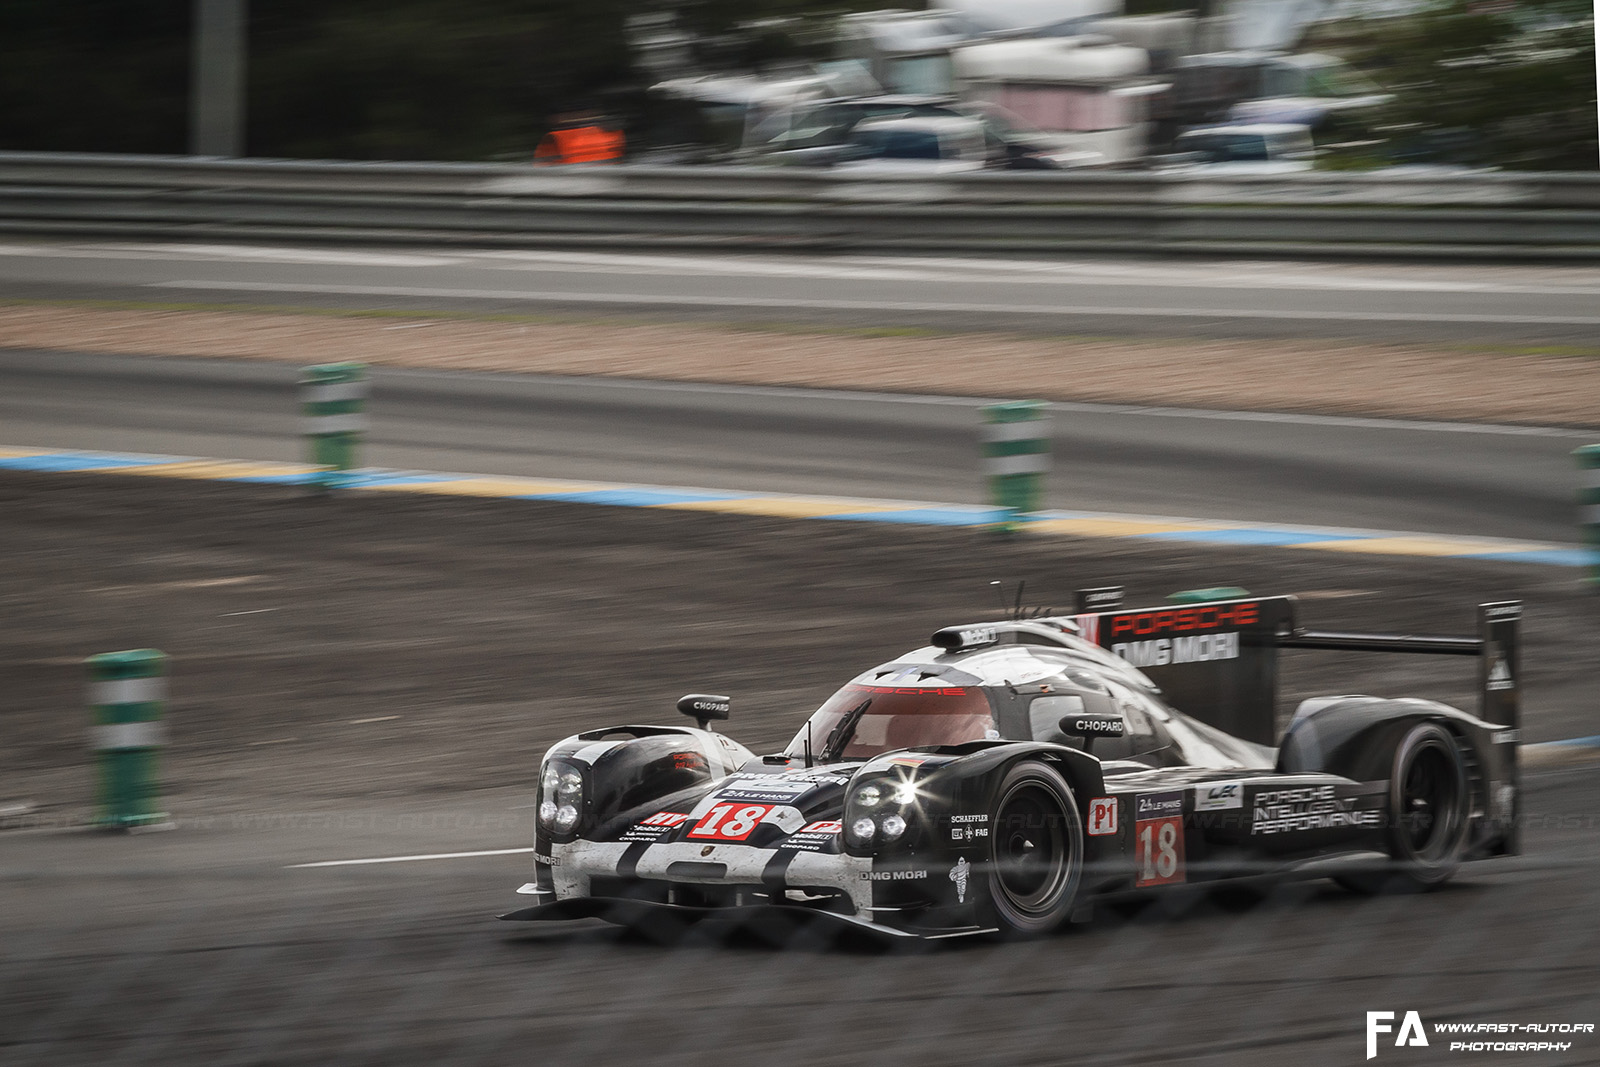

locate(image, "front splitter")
[[498, 897, 996, 942]]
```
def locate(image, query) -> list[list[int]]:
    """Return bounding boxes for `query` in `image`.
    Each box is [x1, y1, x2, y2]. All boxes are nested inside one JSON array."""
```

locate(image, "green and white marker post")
[[87, 649, 168, 829], [1577, 444, 1600, 587], [983, 400, 1050, 533], [301, 362, 369, 491]]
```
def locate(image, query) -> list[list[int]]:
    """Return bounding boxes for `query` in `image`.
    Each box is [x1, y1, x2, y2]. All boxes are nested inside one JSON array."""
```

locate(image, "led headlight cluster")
[[846, 778, 918, 847], [538, 760, 584, 835]]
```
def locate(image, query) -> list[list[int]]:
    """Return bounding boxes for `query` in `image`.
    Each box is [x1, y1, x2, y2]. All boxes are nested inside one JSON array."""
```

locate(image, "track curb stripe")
[[0, 446, 1586, 567], [1522, 736, 1600, 769], [287, 847, 538, 868]]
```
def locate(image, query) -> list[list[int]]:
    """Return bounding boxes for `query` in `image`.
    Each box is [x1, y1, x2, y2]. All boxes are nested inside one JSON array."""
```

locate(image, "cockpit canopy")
[[784, 666, 995, 762], [782, 644, 1273, 770]]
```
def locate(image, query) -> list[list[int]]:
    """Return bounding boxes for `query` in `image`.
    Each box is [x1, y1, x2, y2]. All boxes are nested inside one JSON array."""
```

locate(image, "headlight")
[[845, 774, 927, 850], [538, 759, 584, 835], [556, 770, 582, 806], [853, 783, 885, 808]]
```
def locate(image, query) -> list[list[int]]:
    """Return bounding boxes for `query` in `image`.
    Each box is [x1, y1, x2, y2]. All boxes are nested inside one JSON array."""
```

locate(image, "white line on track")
[[0, 242, 460, 268], [287, 847, 536, 868], [149, 279, 1600, 327], [8, 241, 1600, 295]]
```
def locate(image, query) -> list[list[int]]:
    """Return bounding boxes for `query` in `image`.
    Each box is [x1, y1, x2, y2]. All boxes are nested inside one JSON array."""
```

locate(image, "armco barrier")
[[0, 151, 1597, 259]]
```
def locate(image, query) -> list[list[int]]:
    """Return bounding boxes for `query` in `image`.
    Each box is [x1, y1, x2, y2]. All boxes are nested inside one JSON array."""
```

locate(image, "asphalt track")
[[2, 477, 1598, 1067], [7, 772, 1600, 1067], [0, 348, 1591, 545], [3, 241, 1600, 344]]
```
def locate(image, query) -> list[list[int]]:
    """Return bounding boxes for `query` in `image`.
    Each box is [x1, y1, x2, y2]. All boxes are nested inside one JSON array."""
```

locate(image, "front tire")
[[982, 761, 1083, 937], [1338, 722, 1471, 894]]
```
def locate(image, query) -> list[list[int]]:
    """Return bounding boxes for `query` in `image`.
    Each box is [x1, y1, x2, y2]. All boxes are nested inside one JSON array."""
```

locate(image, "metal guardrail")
[[1, 151, 1598, 259]]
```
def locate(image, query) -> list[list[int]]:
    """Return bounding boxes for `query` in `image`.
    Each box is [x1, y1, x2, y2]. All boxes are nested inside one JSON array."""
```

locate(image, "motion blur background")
[[0, 0, 1592, 168]]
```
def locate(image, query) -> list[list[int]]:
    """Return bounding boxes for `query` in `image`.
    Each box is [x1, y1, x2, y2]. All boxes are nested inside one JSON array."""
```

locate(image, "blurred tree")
[[247, 1, 605, 159], [9, 0, 1584, 166], [0, 1, 190, 153], [0, 0, 884, 159], [1310, 0, 1596, 169]]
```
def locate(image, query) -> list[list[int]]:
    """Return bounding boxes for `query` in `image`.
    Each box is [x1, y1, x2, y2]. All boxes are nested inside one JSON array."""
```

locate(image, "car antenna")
[[990, 579, 1007, 617], [1014, 580, 1026, 621], [804, 721, 814, 769]]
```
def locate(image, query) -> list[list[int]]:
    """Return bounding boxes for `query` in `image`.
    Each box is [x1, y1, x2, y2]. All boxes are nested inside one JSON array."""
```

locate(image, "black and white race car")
[[503, 591, 1521, 939]]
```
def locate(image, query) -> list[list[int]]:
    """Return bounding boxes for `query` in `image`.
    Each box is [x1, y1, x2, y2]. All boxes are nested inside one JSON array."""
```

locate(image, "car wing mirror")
[[1058, 714, 1125, 740], [677, 694, 731, 731]]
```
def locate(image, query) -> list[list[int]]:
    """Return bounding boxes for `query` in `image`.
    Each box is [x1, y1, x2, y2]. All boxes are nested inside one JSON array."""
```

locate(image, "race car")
[[502, 590, 1521, 939]]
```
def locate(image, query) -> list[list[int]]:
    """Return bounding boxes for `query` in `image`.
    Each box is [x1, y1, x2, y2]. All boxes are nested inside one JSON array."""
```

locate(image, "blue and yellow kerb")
[[0, 446, 1586, 568]]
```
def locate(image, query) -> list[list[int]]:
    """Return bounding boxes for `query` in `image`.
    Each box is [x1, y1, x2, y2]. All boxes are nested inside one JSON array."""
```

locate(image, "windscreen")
[[855, 128, 943, 159], [1181, 133, 1270, 162], [784, 684, 996, 761]]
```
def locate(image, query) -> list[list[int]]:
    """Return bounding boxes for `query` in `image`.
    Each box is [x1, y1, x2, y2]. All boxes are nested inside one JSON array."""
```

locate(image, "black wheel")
[[982, 761, 1083, 937], [1338, 722, 1471, 894]]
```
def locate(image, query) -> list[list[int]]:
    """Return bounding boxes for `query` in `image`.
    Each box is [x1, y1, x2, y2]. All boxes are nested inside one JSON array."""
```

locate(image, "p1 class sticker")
[[1087, 797, 1118, 836]]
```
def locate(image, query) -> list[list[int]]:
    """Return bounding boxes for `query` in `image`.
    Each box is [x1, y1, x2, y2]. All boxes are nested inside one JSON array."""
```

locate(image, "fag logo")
[[1367, 1011, 1429, 1059]]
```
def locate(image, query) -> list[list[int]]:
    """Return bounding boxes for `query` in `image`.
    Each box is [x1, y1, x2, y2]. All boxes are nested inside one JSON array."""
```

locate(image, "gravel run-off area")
[[1, 302, 1597, 427]]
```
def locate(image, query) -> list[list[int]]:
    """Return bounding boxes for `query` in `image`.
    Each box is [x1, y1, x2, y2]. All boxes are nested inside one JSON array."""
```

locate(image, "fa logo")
[[1367, 1011, 1429, 1059]]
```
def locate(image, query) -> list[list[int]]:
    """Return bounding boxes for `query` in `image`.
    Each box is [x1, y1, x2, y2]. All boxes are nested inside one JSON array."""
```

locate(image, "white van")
[[833, 115, 990, 173], [1170, 122, 1315, 173]]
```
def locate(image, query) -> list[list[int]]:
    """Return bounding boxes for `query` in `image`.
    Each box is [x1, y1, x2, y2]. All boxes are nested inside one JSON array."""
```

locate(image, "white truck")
[[951, 36, 1159, 167]]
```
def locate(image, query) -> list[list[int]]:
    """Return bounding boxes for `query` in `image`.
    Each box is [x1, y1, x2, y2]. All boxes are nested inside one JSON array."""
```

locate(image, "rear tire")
[[1337, 722, 1471, 894], [982, 762, 1083, 937]]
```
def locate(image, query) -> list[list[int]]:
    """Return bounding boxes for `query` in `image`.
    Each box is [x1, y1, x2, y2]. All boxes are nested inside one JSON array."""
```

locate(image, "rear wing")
[[1071, 588, 1521, 747]]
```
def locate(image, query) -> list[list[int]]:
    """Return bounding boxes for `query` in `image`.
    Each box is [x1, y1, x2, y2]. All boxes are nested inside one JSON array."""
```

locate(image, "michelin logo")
[[950, 857, 970, 903], [1112, 632, 1239, 669]]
